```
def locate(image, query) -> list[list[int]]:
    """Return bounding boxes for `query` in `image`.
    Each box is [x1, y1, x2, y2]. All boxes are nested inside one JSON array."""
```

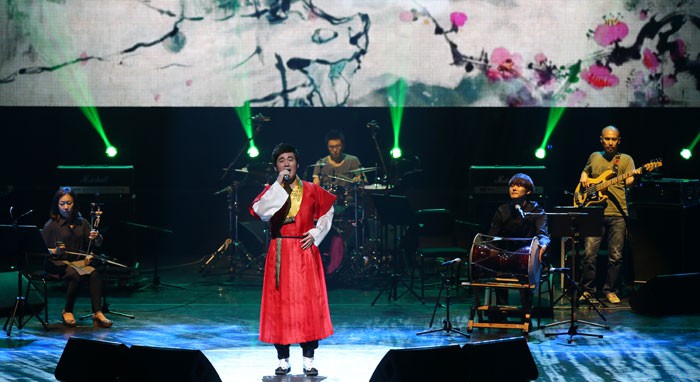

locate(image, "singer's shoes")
[[303, 357, 318, 377], [61, 310, 77, 327], [92, 311, 113, 328], [275, 359, 291, 376]]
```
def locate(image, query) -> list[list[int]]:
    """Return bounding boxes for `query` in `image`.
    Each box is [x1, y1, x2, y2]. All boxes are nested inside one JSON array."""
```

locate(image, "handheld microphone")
[[514, 204, 525, 219], [440, 258, 461, 266], [283, 174, 290, 181]]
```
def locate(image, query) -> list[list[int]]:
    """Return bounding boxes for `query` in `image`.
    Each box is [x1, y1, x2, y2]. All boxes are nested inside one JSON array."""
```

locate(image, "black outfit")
[[41, 216, 103, 313], [488, 200, 550, 249], [487, 200, 550, 311]]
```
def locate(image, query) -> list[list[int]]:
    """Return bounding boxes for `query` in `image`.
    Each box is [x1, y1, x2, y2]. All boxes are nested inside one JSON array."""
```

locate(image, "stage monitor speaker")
[[127, 345, 222, 382], [462, 336, 538, 381], [369, 345, 463, 382], [54, 337, 129, 382], [629, 273, 700, 315], [370, 338, 538, 382], [0, 271, 44, 318]]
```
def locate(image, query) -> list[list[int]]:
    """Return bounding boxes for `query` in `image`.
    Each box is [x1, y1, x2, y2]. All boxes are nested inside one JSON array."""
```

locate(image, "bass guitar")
[[573, 160, 663, 207]]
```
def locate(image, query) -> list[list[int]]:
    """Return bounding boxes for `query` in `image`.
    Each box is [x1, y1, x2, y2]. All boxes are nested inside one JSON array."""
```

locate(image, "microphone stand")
[[367, 121, 388, 185], [130, 222, 181, 292], [80, 205, 137, 320], [220, 118, 264, 182], [416, 260, 469, 337], [205, 116, 266, 277]]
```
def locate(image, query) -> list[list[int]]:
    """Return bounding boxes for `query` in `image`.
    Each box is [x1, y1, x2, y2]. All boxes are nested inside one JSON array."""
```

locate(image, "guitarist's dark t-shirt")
[[582, 152, 635, 216]]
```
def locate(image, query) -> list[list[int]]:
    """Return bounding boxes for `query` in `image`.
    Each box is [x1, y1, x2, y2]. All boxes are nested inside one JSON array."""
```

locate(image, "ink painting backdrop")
[[1, 0, 699, 107]]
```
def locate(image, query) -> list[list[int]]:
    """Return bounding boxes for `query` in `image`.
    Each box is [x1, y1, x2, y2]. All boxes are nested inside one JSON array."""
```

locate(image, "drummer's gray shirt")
[[312, 154, 363, 187]]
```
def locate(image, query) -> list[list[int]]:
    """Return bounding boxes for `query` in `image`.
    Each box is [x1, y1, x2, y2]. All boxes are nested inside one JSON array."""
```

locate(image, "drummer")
[[486, 173, 550, 320], [312, 129, 367, 211]]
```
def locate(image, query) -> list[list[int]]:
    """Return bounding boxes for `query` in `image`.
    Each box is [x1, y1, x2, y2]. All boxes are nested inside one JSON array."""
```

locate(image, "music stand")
[[0, 225, 49, 335], [543, 206, 610, 343], [369, 194, 422, 305]]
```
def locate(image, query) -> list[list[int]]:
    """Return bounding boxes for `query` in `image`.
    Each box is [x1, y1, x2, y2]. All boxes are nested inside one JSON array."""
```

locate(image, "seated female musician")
[[486, 173, 550, 320], [41, 187, 112, 328]]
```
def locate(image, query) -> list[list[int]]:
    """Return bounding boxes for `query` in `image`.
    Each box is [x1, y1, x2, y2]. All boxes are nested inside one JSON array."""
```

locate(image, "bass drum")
[[319, 218, 356, 280], [468, 233, 541, 289]]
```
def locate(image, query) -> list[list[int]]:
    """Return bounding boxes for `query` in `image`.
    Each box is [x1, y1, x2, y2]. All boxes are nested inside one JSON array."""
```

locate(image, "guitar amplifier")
[[468, 165, 547, 197], [467, 165, 548, 231], [55, 165, 137, 268], [55, 165, 134, 196], [629, 178, 700, 207]]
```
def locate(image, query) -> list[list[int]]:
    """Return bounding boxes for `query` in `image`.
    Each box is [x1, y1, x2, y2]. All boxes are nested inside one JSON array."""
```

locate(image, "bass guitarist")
[[577, 125, 635, 305]]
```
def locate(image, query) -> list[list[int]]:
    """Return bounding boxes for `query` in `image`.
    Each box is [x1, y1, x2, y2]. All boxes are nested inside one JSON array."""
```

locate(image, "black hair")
[[324, 129, 345, 144], [271, 142, 300, 164], [508, 173, 534, 193], [49, 186, 80, 221]]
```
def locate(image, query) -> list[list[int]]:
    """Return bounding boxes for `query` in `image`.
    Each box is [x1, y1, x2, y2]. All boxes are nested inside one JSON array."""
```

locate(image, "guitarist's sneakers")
[[606, 292, 621, 304]]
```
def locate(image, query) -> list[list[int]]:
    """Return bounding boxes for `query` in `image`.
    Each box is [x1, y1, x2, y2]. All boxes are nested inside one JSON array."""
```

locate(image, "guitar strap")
[[611, 154, 621, 176], [608, 153, 629, 219]]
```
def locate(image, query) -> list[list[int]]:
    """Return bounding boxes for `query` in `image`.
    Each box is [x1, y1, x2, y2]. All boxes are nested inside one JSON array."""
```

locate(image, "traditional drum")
[[469, 233, 541, 288]]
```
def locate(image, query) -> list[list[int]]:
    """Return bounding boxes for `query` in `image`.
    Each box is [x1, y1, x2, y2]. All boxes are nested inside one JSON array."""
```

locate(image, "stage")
[[2, 263, 699, 382]]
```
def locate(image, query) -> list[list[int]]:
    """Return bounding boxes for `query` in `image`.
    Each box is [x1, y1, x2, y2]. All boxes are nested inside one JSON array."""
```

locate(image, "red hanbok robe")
[[250, 180, 336, 344]]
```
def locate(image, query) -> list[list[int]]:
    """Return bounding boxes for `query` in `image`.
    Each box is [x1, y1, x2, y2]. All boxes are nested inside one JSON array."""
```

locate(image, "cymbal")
[[347, 167, 377, 174], [308, 162, 326, 167], [327, 174, 354, 183], [246, 162, 273, 170]]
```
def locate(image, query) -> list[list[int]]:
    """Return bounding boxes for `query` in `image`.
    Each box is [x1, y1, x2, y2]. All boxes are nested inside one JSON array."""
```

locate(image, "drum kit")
[[312, 164, 392, 285], [213, 161, 392, 285]]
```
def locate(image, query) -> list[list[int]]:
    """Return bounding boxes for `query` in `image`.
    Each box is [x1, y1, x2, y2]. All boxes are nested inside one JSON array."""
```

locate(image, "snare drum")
[[469, 233, 541, 288]]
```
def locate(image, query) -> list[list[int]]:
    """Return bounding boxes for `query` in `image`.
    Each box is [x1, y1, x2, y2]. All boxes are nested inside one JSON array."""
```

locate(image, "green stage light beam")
[[234, 102, 259, 158], [535, 107, 566, 159], [388, 78, 407, 159], [681, 130, 700, 160], [78, 106, 116, 157], [28, 7, 115, 157]]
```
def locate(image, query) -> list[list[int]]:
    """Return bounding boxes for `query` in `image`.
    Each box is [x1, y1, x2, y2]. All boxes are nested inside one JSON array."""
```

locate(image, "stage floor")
[[2, 264, 699, 382]]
